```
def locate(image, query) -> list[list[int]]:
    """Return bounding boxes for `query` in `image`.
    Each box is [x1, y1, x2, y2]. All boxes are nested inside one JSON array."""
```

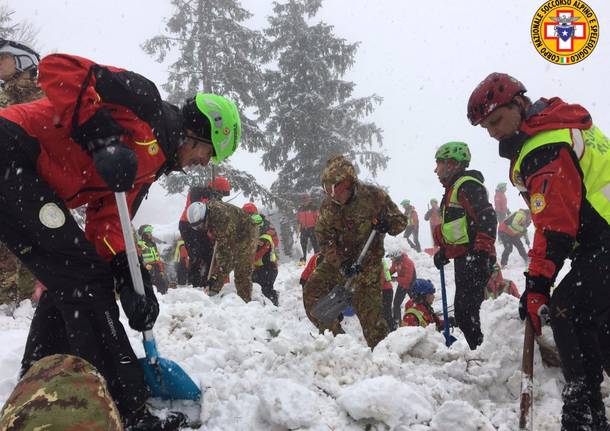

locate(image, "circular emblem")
[[148, 142, 159, 156], [223, 127, 230, 135], [531, 0, 599, 65], [39, 202, 66, 229], [530, 193, 547, 214]]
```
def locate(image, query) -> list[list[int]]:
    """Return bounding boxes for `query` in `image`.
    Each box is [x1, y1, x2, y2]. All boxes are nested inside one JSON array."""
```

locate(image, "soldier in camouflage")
[[188, 200, 258, 302], [303, 155, 408, 348], [0, 40, 44, 309], [0, 354, 123, 431]]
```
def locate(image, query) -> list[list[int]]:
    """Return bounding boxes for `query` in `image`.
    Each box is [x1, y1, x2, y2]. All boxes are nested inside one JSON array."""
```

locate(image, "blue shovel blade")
[[139, 357, 201, 401]]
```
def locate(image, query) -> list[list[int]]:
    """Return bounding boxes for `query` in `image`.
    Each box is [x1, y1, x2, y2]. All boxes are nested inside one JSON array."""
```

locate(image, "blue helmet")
[[413, 279, 435, 296]]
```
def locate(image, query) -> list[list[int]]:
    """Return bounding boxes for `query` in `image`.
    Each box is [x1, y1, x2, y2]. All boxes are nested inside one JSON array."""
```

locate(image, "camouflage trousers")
[[303, 260, 389, 348], [213, 233, 257, 303], [0, 243, 36, 305]]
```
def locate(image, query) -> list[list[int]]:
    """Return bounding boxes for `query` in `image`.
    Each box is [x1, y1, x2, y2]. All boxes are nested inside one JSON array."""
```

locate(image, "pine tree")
[[263, 0, 387, 253], [0, 4, 38, 45], [142, 0, 274, 204]]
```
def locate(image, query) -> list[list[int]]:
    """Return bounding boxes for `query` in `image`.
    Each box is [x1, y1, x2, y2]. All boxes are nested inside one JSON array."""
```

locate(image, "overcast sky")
[[9, 0, 610, 243]]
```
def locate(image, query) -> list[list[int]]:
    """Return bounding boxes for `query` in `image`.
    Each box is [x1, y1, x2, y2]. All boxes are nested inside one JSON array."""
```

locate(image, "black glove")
[[111, 252, 159, 331], [340, 261, 362, 278], [447, 316, 456, 328], [71, 109, 137, 192], [91, 137, 138, 192], [433, 249, 449, 269], [372, 216, 391, 234]]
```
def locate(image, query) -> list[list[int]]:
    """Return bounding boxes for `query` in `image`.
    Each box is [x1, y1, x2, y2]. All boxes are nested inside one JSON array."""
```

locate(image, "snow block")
[[337, 375, 433, 427], [258, 378, 319, 429]]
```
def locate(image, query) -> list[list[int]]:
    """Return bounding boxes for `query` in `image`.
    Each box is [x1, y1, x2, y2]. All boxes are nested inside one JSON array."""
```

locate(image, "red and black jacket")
[[501, 97, 609, 284], [0, 54, 184, 261]]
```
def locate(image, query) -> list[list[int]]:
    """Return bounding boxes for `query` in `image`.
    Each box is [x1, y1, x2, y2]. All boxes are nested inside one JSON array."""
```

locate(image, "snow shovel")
[[311, 230, 377, 324], [115, 192, 201, 401], [519, 318, 535, 430], [439, 266, 457, 347]]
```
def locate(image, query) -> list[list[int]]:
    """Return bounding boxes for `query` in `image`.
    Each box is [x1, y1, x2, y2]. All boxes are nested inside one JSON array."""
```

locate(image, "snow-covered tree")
[[143, 0, 274, 204], [0, 3, 38, 46], [262, 0, 387, 250]]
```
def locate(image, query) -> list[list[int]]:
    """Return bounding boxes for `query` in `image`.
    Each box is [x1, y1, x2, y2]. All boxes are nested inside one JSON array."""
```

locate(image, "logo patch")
[[530, 193, 547, 214], [531, 0, 599, 65], [39, 202, 66, 229], [148, 142, 159, 156]]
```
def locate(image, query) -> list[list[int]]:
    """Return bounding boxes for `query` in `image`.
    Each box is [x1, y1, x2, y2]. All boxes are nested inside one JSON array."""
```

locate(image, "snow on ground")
[[0, 236, 607, 430]]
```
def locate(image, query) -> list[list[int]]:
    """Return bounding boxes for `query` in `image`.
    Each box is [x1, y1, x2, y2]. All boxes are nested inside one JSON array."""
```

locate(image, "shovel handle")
[[115, 192, 156, 353]]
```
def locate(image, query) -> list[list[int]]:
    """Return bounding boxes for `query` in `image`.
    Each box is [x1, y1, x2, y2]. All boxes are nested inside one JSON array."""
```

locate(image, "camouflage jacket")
[[0, 72, 44, 107], [207, 200, 257, 279], [315, 182, 408, 268]]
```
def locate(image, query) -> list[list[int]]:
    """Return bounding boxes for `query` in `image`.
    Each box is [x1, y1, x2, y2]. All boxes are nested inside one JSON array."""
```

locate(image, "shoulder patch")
[[530, 193, 546, 214]]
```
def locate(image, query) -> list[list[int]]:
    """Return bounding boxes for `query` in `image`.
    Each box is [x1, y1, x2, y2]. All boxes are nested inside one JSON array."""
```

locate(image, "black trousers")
[[300, 227, 319, 260], [499, 231, 528, 266], [252, 265, 279, 305], [453, 253, 489, 350], [550, 245, 610, 430], [0, 118, 148, 419], [175, 261, 188, 285]]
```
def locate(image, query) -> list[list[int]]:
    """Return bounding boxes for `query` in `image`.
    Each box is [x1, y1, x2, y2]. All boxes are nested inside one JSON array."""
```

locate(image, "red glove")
[[519, 292, 550, 336]]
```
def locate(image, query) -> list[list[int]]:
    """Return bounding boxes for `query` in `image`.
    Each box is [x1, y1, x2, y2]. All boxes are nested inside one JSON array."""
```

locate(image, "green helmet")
[[496, 182, 507, 192], [400, 199, 410, 207], [182, 93, 241, 164], [142, 225, 153, 234], [251, 214, 263, 225], [435, 141, 471, 164], [430, 198, 438, 205]]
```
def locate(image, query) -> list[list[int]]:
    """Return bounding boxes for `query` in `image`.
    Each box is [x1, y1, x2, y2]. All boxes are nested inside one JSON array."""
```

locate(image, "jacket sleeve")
[[458, 181, 497, 255], [315, 203, 342, 268], [380, 192, 408, 236], [522, 146, 581, 280], [84, 186, 147, 260]]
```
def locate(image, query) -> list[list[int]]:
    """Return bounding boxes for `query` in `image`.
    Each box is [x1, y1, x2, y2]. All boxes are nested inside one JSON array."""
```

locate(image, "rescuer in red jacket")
[[0, 53, 241, 430], [468, 72, 610, 430], [296, 194, 320, 264]]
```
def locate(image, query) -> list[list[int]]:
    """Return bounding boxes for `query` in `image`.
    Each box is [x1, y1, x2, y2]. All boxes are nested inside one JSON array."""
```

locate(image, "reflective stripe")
[[103, 236, 117, 255], [383, 260, 391, 282], [571, 129, 585, 159]]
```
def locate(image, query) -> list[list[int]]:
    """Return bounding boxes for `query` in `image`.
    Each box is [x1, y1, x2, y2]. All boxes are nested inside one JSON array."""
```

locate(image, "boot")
[[125, 406, 188, 431], [590, 390, 610, 431], [561, 377, 593, 431]]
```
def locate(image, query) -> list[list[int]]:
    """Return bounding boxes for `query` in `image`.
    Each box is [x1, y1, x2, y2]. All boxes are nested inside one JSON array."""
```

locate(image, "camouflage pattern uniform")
[[0, 72, 44, 307], [206, 200, 258, 302], [0, 354, 123, 431], [303, 156, 408, 348]]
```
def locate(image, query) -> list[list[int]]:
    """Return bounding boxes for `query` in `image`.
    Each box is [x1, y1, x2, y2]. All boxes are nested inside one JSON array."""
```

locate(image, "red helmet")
[[242, 202, 258, 214], [467, 73, 527, 126], [208, 176, 231, 193]]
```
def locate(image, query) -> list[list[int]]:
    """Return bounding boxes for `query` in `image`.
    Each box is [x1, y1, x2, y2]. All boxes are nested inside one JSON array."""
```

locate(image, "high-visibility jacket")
[[511, 125, 610, 278], [380, 259, 392, 290], [254, 233, 277, 267], [138, 240, 161, 265], [499, 210, 530, 237], [441, 175, 485, 245]]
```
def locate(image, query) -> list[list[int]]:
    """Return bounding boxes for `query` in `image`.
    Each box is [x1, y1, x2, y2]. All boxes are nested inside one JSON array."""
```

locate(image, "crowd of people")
[[0, 38, 607, 431]]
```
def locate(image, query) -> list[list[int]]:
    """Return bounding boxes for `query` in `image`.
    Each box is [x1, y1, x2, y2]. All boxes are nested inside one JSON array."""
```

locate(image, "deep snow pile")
[[0, 237, 606, 430]]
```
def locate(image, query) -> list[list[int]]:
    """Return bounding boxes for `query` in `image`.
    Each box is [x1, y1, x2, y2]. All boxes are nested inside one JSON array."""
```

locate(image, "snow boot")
[[125, 406, 188, 431], [561, 377, 593, 431]]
